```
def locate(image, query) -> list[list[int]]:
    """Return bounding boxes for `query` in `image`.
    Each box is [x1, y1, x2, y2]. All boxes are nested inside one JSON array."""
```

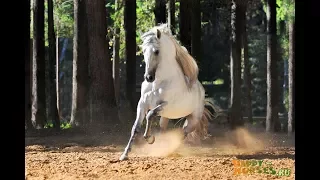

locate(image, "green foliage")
[[276, 0, 295, 22], [30, 0, 74, 45], [60, 122, 72, 129], [110, 0, 156, 59], [44, 122, 54, 128], [279, 30, 289, 58], [32, 0, 177, 62], [109, 1, 124, 59], [213, 79, 224, 85], [277, 0, 294, 64], [54, 0, 74, 37], [136, 0, 156, 56], [44, 121, 71, 129], [202, 79, 224, 85], [261, 0, 295, 25]]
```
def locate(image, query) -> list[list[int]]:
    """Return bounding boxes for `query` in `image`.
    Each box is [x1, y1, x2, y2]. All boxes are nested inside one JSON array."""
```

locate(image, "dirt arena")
[[25, 126, 295, 180]]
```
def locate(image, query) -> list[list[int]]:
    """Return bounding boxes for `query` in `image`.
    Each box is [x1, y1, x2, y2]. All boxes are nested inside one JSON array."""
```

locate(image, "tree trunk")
[[124, 0, 137, 111], [48, 0, 60, 130], [278, 20, 286, 115], [155, 0, 166, 25], [179, 0, 191, 52], [242, 4, 253, 123], [106, 2, 113, 65], [167, 0, 175, 35], [45, 39, 50, 124], [25, 0, 33, 130], [70, 0, 90, 127], [86, 0, 119, 128], [113, 0, 120, 105], [32, 0, 46, 129], [266, 0, 281, 132], [288, 19, 295, 134], [56, 36, 61, 121], [229, 0, 244, 129], [191, 0, 201, 62]]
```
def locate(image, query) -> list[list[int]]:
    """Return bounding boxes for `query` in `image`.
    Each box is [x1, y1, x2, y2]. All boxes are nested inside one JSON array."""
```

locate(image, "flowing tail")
[[186, 98, 223, 143]]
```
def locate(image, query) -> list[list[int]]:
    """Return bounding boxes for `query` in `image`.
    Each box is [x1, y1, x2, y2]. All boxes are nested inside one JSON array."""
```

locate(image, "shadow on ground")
[[25, 127, 132, 154], [236, 150, 295, 160]]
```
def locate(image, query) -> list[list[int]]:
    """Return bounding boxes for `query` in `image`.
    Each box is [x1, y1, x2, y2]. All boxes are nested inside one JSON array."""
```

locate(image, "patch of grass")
[[44, 121, 72, 129], [213, 79, 224, 85], [202, 78, 224, 85]]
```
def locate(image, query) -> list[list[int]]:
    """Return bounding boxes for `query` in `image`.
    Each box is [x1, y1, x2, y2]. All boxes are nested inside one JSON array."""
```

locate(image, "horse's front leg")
[[144, 102, 167, 144], [119, 99, 147, 161]]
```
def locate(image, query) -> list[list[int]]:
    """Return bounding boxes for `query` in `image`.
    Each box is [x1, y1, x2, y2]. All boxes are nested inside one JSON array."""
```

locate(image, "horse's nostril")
[[146, 75, 154, 82]]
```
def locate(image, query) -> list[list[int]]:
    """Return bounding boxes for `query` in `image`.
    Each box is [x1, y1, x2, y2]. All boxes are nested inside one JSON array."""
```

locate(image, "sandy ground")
[[25, 127, 295, 180]]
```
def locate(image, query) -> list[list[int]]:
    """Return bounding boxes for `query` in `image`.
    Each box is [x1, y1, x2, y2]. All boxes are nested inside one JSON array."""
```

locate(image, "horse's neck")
[[156, 58, 186, 85], [155, 36, 190, 87]]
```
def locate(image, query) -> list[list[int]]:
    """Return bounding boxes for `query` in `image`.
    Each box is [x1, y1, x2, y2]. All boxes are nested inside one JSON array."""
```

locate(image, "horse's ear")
[[156, 29, 161, 39]]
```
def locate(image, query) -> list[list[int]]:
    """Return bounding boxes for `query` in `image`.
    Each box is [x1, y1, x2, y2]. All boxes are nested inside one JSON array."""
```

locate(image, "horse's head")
[[140, 24, 199, 87], [140, 24, 175, 83], [141, 29, 160, 82]]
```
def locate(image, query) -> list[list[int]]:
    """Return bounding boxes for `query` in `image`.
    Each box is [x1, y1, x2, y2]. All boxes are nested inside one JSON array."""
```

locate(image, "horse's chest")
[[160, 88, 195, 118]]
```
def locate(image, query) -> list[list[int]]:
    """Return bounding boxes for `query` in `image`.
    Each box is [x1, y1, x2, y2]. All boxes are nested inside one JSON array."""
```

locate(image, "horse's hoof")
[[146, 135, 155, 144], [119, 153, 128, 161]]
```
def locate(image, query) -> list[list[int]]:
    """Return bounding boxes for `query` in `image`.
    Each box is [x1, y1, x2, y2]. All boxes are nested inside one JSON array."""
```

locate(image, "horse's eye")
[[154, 50, 159, 55]]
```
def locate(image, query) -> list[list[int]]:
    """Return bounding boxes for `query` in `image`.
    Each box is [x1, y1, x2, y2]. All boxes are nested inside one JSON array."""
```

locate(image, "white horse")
[[119, 24, 220, 161]]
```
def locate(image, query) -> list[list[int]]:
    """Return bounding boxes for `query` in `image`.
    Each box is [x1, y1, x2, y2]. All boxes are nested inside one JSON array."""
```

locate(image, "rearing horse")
[[119, 24, 219, 161]]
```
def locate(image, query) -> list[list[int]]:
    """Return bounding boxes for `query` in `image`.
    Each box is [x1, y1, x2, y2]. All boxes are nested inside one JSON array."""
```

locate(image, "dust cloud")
[[132, 129, 184, 157], [131, 127, 268, 158], [212, 127, 266, 155]]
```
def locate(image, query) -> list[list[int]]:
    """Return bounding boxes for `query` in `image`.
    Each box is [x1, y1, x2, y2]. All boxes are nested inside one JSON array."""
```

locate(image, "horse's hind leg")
[[144, 102, 167, 144], [183, 112, 201, 139], [159, 117, 169, 133], [119, 99, 147, 161]]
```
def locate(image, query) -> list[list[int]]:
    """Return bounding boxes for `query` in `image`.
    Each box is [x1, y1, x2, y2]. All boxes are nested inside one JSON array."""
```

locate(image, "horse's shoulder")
[[184, 76, 198, 88], [184, 76, 190, 85]]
